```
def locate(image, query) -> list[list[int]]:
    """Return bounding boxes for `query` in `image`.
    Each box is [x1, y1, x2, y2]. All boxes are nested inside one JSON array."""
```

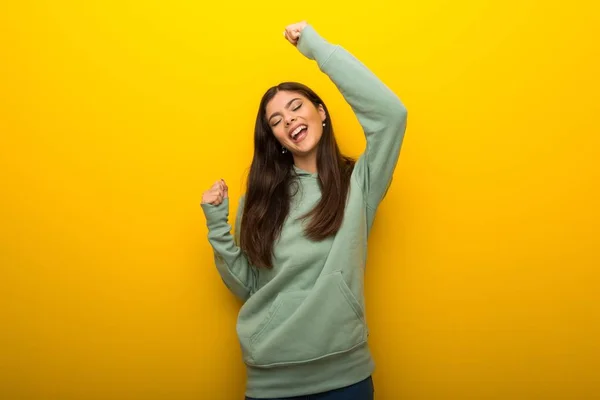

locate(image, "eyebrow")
[[268, 98, 302, 123]]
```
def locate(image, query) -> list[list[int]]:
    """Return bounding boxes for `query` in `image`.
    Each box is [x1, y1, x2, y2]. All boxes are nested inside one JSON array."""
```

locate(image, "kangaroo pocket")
[[245, 271, 367, 367]]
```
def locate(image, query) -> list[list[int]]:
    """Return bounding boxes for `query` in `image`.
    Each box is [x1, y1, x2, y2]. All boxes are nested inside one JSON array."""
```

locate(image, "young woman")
[[200, 21, 407, 400]]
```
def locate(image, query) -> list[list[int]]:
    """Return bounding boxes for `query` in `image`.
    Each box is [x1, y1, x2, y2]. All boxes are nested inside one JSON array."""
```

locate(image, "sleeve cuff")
[[201, 198, 229, 227], [297, 24, 337, 66]]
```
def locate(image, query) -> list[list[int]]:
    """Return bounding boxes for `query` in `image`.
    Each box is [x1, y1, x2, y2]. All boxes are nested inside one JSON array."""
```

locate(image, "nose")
[[284, 115, 296, 126]]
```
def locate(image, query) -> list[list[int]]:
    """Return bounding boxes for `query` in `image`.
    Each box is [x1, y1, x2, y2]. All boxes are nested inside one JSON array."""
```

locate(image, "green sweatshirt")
[[201, 25, 407, 398]]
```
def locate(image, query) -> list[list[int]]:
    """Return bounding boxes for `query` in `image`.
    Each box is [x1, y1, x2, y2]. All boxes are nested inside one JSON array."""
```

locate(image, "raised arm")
[[201, 181, 257, 301], [288, 22, 408, 221]]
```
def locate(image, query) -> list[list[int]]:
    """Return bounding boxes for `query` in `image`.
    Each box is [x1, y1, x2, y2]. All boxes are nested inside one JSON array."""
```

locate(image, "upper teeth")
[[291, 125, 306, 138]]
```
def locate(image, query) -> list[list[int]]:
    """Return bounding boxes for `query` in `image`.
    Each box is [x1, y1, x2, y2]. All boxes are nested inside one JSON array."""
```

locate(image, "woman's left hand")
[[283, 21, 308, 46]]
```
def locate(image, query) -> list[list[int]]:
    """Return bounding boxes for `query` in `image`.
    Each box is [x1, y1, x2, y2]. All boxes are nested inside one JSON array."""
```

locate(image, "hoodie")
[[201, 24, 407, 398]]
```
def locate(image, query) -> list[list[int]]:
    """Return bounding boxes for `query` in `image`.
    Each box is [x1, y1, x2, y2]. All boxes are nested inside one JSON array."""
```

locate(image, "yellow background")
[[1, 0, 599, 399]]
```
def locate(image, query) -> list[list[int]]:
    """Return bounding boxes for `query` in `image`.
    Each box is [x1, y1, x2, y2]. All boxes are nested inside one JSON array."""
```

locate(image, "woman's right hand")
[[201, 179, 228, 206]]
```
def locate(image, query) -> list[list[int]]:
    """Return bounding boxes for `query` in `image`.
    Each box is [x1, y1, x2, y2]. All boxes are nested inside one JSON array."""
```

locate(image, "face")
[[265, 90, 326, 157]]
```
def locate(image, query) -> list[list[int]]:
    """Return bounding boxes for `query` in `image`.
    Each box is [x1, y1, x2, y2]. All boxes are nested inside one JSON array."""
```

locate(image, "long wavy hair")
[[240, 82, 355, 269]]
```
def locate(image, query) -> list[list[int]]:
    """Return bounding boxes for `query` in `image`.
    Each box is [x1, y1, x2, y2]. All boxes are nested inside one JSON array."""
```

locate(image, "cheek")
[[312, 124, 325, 143], [272, 127, 288, 143], [306, 110, 323, 126]]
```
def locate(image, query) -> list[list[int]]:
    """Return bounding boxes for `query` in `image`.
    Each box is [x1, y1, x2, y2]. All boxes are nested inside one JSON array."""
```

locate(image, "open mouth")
[[290, 124, 308, 143]]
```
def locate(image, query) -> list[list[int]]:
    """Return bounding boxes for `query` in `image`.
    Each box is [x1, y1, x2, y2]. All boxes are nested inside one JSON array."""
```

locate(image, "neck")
[[293, 151, 318, 174]]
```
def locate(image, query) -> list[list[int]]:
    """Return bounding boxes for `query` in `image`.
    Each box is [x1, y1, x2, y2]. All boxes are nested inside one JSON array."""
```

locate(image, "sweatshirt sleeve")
[[297, 25, 408, 218], [200, 196, 258, 301]]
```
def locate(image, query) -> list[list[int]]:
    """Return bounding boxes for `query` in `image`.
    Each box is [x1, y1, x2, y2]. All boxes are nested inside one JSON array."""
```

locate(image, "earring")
[[281, 147, 288, 154], [322, 122, 326, 126]]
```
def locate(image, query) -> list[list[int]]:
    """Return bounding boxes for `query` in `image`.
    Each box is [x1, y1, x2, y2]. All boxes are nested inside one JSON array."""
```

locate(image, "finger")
[[201, 192, 213, 204], [210, 192, 221, 204], [202, 195, 215, 205], [283, 30, 294, 44], [209, 192, 221, 203], [284, 29, 298, 45]]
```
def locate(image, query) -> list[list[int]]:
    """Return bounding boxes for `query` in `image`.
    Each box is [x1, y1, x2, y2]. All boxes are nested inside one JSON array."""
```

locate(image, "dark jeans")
[[245, 376, 374, 400]]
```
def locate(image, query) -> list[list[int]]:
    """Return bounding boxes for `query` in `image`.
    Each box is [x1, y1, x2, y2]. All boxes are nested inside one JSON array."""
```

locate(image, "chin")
[[295, 141, 318, 155]]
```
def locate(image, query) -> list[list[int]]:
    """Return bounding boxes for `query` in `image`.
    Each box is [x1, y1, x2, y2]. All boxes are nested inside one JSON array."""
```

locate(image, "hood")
[[293, 165, 318, 179]]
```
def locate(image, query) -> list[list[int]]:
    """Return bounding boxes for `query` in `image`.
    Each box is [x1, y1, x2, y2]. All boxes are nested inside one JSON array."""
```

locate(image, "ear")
[[317, 104, 326, 122]]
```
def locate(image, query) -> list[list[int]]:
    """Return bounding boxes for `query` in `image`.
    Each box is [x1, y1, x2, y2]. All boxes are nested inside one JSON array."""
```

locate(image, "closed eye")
[[268, 99, 303, 127]]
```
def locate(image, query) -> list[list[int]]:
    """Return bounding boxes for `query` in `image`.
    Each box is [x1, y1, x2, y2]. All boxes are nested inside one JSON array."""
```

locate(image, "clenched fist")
[[201, 179, 228, 206], [283, 21, 308, 46]]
